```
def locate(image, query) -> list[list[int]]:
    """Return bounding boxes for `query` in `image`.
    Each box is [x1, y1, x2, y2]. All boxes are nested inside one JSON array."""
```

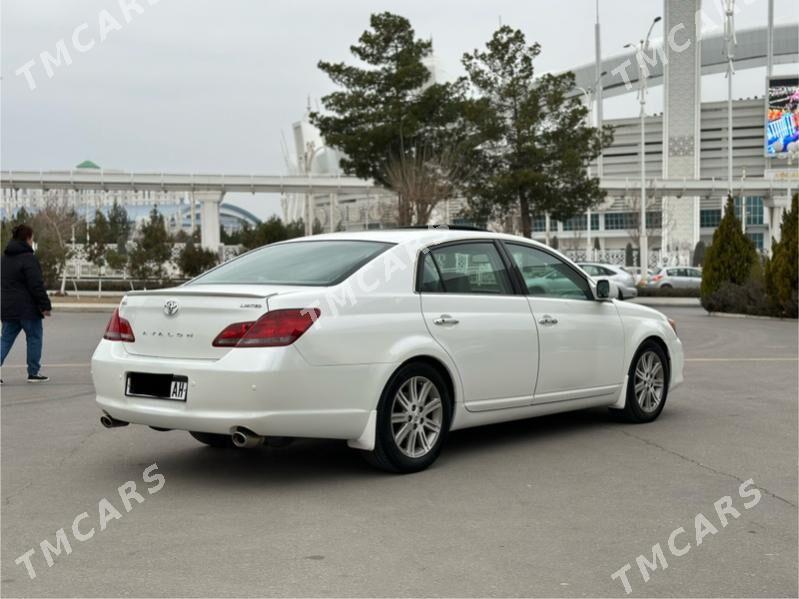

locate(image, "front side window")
[[189, 240, 392, 286], [505, 243, 591, 300], [423, 242, 513, 295]]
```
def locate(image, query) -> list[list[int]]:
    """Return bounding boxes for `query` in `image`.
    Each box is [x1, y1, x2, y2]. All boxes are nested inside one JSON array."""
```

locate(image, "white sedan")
[[92, 229, 684, 473]]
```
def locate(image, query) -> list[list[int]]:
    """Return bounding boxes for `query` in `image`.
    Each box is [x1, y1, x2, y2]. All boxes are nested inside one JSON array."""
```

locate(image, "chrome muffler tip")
[[100, 413, 129, 428], [231, 427, 264, 448]]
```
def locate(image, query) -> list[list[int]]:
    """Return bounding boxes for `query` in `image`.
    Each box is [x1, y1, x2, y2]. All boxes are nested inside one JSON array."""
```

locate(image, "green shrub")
[[624, 242, 634, 267], [765, 193, 798, 318], [700, 196, 757, 311], [178, 241, 219, 278], [637, 286, 700, 298], [692, 240, 706, 267]]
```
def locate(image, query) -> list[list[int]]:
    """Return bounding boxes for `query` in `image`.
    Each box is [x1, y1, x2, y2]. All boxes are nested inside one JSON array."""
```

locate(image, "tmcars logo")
[[14, 463, 165, 580], [610, 479, 763, 594]]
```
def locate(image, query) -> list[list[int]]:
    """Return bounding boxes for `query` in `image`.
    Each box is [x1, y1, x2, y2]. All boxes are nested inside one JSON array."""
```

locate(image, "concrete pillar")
[[662, 0, 701, 258], [329, 193, 337, 232], [195, 190, 223, 251]]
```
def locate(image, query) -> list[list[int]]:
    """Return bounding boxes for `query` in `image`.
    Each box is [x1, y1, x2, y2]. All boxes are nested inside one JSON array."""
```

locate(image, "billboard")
[[766, 76, 799, 157]]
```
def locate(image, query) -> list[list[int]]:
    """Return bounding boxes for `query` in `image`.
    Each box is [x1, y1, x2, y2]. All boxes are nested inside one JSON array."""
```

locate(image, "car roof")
[[283, 228, 551, 248]]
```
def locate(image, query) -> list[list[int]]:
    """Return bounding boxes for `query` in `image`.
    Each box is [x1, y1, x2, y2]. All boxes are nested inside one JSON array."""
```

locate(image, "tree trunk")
[[397, 192, 413, 226], [518, 193, 532, 238]]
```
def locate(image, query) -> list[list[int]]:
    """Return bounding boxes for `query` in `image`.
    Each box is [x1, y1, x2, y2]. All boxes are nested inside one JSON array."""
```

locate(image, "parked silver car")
[[577, 263, 638, 300], [648, 266, 703, 289]]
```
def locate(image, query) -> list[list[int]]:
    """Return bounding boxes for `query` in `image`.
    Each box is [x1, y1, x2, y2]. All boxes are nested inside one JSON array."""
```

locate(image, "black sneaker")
[[27, 374, 49, 383]]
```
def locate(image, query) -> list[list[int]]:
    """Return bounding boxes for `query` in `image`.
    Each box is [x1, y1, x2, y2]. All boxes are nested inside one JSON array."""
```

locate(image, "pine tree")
[[129, 208, 172, 280], [178, 240, 218, 278], [311, 12, 465, 193], [700, 196, 757, 305], [460, 26, 613, 237], [766, 193, 798, 317], [692, 240, 706, 267]]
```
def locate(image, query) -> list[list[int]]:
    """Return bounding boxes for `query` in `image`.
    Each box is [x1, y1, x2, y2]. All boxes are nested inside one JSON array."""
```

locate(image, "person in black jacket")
[[1, 224, 52, 383]]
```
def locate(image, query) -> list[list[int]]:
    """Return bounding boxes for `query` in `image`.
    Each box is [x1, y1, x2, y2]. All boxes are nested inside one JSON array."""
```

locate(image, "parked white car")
[[92, 229, 684, 473], [577, 262, 638, 300], [648, 266, 703, 289]]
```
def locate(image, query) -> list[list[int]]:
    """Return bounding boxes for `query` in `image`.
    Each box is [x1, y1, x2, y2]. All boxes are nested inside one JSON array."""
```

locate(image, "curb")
[[630, 298, 701, 307], [707, 311, 791, 322], [51, 303, 117, 312]]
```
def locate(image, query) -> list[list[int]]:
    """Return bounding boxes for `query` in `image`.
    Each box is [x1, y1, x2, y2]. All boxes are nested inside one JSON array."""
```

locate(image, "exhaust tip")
[[100, 413, 128, 428], [231, 427, 264, 448]]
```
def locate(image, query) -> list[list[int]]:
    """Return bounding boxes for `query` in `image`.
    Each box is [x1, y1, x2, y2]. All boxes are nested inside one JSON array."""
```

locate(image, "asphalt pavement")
[[1, 308, 797, 597]]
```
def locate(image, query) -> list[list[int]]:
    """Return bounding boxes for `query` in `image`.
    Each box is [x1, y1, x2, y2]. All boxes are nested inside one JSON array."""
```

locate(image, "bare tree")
[[623, 196, 662, 254], [384, 145, 466, 226]]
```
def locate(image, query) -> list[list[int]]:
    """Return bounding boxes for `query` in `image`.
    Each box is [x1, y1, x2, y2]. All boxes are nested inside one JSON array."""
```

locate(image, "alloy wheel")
[[390, 376, 443, 458], [634, 350, 665, 413]]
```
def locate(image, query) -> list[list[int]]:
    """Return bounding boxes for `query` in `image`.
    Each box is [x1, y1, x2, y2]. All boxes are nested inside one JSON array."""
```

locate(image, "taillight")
[[103, 308, 135, 342], [212, 308, 320, 348], [651, 274, 663, 282]]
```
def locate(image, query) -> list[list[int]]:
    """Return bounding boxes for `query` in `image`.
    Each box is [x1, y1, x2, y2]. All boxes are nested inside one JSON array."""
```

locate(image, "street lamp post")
[[625, 15, 661, 283], [723, 0, 737, 218], [576, 70, 607, 257]]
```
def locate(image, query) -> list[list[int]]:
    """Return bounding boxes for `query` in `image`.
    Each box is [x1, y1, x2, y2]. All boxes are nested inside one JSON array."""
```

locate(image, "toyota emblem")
[[163, 299, 180, 316]]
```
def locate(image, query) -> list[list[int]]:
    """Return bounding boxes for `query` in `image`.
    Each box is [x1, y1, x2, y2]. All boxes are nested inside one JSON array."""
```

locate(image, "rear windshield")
[[189, 240, 393, 286]]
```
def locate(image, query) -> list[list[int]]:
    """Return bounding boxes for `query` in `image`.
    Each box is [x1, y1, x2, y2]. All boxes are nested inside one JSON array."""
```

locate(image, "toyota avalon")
[[92, 229, 684, 473]]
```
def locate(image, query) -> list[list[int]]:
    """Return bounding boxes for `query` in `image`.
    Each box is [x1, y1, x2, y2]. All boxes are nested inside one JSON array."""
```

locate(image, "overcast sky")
[[1, 0, 797, 219]]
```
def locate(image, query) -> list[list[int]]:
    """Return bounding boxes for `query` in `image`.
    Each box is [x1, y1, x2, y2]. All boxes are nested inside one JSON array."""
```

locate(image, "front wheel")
[[363, 363, 452, 473], [612, 341, 669, 423]]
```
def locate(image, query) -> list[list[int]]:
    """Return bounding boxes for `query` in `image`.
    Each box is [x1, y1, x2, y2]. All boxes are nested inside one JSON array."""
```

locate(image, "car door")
[[502, 242, 625, 403], [687, 268, 703, 289], [418, 241, 539, 412], [671, 268, 687, 288]]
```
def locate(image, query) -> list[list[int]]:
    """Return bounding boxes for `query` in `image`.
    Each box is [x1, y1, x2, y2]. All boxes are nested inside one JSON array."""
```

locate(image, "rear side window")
[[189, 240, 393, 286], [420, 242, 513, 295], [419, 253, 444, 292]]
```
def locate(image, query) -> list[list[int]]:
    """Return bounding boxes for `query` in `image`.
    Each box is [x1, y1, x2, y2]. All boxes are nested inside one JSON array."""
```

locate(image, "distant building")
[[1, 160, 260, 236]]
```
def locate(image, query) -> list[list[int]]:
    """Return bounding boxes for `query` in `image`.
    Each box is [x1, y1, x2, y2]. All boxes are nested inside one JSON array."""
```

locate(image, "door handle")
[[538, 314, 558, 326], [433, 314, 459, 326]]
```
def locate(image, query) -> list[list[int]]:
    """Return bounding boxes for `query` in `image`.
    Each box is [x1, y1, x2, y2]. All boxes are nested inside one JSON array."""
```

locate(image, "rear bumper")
[[619, 284, 638, 299], [91, 340, 388, 439]]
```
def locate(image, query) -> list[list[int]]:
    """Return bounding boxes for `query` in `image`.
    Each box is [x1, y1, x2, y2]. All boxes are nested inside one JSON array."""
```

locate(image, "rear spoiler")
[[125, 289, 278, 299]]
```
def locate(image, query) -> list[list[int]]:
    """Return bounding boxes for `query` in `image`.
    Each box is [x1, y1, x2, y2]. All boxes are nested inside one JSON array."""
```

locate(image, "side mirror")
[[595, 279, 611, 300]]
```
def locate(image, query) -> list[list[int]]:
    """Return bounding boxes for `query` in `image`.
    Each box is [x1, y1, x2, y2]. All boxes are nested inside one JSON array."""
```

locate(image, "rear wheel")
[[364, 363, 452, 473], [617, 289, 625, 300], [612, 341, 669, 423], [189, 431, 234, 448]]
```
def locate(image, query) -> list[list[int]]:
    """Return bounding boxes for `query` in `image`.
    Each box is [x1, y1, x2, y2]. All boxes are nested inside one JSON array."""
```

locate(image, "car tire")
[[189, 431, 234, 448], [661, 284, 673, 289], [617, 289, 625, 300], [611, 341, 670, 423], [363, 362, 452, 474]]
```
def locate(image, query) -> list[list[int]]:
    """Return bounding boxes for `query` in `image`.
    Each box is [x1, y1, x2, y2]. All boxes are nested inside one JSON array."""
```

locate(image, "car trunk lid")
[[118, 285, 304, 359]]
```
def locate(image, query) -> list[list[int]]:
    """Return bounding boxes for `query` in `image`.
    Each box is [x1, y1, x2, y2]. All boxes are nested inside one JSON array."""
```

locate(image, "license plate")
[[126, 372, 189, 401]]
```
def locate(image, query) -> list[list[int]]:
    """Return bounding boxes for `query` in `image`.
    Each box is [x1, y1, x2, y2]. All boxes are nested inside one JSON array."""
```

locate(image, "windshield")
[[189, 240, 393, 286]]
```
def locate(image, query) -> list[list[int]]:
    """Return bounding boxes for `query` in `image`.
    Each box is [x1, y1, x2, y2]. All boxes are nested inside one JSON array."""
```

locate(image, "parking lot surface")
[[1, 307, 797, 597]]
